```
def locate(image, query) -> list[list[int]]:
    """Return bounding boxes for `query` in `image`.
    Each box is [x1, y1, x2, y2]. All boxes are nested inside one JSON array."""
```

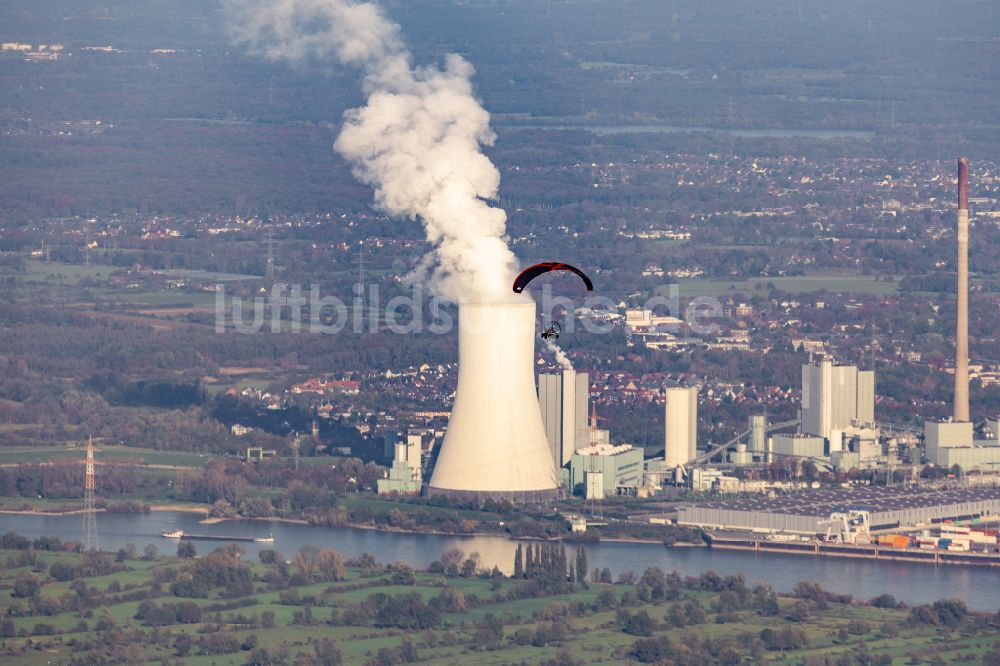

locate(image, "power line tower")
[[583, 404, 604, 520], [82, 435, 99, 552], [291, 437, 301, 472], [870, 323, 878, 372], [84, 225, 92, 268], [264, 231, 276, 286]]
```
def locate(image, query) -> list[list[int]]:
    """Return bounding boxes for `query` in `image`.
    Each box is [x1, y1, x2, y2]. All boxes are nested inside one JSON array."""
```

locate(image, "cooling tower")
[[954, 156, 970, 422], [428, 301, 561, 500]]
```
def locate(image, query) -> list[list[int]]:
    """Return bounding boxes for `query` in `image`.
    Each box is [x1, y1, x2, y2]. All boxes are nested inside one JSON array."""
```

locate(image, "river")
[[2, 511, 996, 610]]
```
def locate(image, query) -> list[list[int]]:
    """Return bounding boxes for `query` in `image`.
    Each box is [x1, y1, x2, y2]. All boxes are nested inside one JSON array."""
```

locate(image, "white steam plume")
[[543, 338, 574, 372], [225, 0, 519, 303]]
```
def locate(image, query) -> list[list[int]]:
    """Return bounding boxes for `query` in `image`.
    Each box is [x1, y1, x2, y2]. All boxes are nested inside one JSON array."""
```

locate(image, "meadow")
[[0, 541, 996, 665]]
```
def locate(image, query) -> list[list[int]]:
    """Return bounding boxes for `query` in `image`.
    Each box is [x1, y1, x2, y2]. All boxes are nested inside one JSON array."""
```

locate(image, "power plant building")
[[748, 415, 767, 455], [378, 434, 423, 495], [584, 471, 605, 500], [931, 445, 1000, 472], [772, 433, 826, 459], [428, 302, 560, 500], [665, 386, 698, 466], [569, 443, 643, 497], [924, 420, 1000, 472], [538, 370, 589, 468], [801, 360, 874, 440]]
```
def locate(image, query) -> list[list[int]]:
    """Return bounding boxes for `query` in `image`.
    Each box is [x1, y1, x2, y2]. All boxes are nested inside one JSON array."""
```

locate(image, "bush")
[[618, 609, 655, 636], [847, 620, 871, 635], [786, 601, 810, 622], [630, 636, 672, 663], [197, 632, 242, 656], [931, 599, 967, 628], [908, 599, 968, 628], [258, 549, 282, 565], [760, 626, 809, 651], [870, 593, 900, 609], [372, 592, 441, 630], [471, 613, 504, 650], [49, 562, 77, 582], [31, 623, 57, 636], [0, 619, 15, 638], [12, 572, 41, 598], [0, 531, 31, 549]]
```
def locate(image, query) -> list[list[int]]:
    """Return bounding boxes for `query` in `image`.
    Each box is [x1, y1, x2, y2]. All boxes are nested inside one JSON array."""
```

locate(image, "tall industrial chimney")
[[954, 157, 970, 422], [428, 301, 561, 500]]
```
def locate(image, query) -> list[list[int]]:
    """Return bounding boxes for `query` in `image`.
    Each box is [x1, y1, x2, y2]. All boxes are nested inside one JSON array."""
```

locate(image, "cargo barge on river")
[[705, 531, 1000, 567], [161, 530, 274, 543]]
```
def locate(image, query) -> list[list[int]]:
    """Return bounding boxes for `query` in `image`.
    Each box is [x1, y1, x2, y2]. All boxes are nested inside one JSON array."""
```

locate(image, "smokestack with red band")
[[954, 157, 970, 422], [958, 157, 969, 211]]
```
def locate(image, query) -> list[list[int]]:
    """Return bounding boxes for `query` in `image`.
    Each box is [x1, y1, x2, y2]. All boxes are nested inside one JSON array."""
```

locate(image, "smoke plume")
[[225, 0, 519, 303], [543, 338, 574, 372]]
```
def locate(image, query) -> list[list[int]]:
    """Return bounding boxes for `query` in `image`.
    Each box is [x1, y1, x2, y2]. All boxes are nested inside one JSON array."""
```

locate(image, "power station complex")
[[378, 158, 1000, 537]]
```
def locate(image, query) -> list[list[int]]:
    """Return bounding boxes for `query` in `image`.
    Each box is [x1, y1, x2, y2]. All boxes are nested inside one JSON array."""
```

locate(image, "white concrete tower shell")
[[429, 302, 559, 497], [665, 386, 697, 466], [574, 373, 589, 451], [561, 369, 578, 466], [538, 374, 562, 467], [819, 361, 833, 440], [830, 364, 857, 434], [856, 370, 875, 424], [748, 415, 766, 454], [538, 370, 590, 467]]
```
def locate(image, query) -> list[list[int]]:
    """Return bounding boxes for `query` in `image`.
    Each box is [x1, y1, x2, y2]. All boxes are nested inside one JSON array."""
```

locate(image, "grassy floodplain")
[[1, 541, 998, 665], [0, 445, 225, 468], [0, 445, 335, 472]]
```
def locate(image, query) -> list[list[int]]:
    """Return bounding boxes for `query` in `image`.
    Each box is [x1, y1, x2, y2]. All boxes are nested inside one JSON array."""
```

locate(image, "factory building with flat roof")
[[924, 420, 1000, 472], [677, 486, 1000, 535], [569, 443, 643, 497]]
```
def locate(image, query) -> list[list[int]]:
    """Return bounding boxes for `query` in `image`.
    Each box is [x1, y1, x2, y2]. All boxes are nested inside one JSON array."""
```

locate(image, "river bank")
[[199, 515, 308, 526], [5, 510, 1000, 610], [0, 501, 210, 516], [0, 499, 696, 546]]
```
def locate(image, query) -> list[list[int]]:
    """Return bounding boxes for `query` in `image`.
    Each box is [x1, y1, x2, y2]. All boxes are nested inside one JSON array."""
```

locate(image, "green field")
[[0, 444, 334, 474], [0, 543, 994, 665], [17, 259, 246, 310], [0, 445, 225, 468], [23, 259, 112, 285], [660, 274, 899, 298], [111, 291, 219, 307]]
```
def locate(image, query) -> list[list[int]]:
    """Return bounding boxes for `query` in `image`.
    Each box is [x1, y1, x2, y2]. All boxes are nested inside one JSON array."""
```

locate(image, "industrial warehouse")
[[677, 486, 1000, 535]]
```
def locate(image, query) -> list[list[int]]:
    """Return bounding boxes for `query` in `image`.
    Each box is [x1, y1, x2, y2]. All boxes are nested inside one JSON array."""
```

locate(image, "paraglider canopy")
[[512, 262, 593, 294]]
